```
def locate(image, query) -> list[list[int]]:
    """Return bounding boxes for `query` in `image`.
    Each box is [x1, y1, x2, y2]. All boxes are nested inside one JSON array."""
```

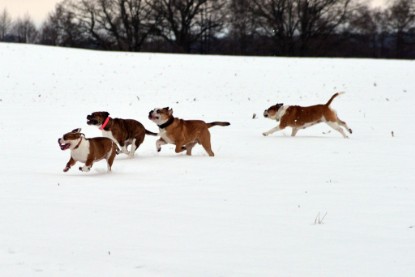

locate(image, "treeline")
[[1, 0, 415, 58]]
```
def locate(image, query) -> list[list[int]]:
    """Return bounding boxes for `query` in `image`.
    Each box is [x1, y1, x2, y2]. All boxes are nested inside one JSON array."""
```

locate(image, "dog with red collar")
[[263, 92, 352, 138], [87, 111, 157, 158], [58, 128, 118, 173]]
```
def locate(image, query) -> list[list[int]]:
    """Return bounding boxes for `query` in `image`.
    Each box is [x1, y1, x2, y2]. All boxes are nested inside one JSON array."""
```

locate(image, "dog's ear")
[[168, 108, 173, 116], [71, 128, 81, 133], [276, 103, 284, 109], [103, 112, 110, 117]]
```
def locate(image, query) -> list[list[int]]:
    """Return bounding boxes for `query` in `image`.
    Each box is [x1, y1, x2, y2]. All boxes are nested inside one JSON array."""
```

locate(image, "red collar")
[[99, 117, 111, 130]]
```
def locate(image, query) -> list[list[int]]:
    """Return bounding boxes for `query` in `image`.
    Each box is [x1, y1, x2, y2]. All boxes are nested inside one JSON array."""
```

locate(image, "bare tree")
[[12, 14, 38, 43], [349, 4, 389, 57], [386, 0, 415, 57], [68, 0, 160, 51], [228, 0, 258, 55], [250, 0, 298, 55], [0, 8, 12, 41], [296, 0, 351, 56], [248, 0, 351, 56], [150, 0, 225, 53], [40, 1, 84, 46]]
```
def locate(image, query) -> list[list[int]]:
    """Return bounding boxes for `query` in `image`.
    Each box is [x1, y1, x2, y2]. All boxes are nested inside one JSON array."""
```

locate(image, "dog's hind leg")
[[129, 136, 145, 158], [326, 121, 348, 138], [199, 132, 214, 157], [337, 118, 352, 134], [291, 128, 299, 137], [107, 144, 117, 172]]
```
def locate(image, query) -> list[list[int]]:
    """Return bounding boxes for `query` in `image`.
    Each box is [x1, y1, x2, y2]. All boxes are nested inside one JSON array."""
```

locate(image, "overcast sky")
[[0, 0, 388, 26], [0, 0, 59, 24]]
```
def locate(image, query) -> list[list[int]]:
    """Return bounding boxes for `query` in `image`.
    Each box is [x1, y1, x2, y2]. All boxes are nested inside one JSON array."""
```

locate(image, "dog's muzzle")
[[263, 110, 269, 118], [86, 115, 98, 125], [58, 138, 70, 150], [148, 111, 158, 120]]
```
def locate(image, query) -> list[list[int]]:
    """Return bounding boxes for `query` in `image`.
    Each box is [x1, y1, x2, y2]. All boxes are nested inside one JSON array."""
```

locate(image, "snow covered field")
[[0, 43, 414, 276]]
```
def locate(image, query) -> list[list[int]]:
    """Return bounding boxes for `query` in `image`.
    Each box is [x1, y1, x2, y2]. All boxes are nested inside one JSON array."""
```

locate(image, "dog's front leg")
[[263, 125, 281, 136], [174, 144, 187, 154], [64, 157, 76, 172], [119, 143, 130, 155], [79, 165, 91, 172], [185, 142, 197, 156], [79, 158, 93, 172], [156, 138, 167, 152]]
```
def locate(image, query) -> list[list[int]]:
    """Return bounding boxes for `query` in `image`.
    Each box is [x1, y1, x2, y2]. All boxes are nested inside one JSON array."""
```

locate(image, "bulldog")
[[148, 107, 230, 157], [87, 111, 157, 158], [263, 92, 352, 138], [58, 128, 118, 173]]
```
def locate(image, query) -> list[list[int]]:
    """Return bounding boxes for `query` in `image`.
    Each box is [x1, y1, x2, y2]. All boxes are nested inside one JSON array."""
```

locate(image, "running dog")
[[263, 92, 352, 138], [148, 107, 230, 156], [58, 128, 118, 172], [87, 111, 157, 158]]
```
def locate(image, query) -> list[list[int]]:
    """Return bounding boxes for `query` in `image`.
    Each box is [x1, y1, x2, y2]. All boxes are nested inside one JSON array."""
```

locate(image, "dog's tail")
[[325, 92, 345, 106], [207, 122, 231, 128], [145, 129, 158, 136]]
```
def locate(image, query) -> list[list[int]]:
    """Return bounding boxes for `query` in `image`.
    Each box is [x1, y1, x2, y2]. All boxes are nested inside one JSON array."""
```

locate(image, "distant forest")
[[1, 0, 414, 59]]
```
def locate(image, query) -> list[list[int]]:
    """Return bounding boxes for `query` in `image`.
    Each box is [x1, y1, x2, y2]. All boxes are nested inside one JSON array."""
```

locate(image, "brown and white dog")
[[263, 92, 352, 138], [58, 128, 118, 172], [87, 111, 157, 158], [148, 107, 230, 156]]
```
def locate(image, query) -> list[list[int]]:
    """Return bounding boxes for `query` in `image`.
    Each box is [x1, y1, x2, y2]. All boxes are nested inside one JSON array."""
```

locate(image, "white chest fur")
[[102, 130, 118, 144], [276, 105, 289, 121], [159, 128, 174, 144], [71, 139, 90, 162]]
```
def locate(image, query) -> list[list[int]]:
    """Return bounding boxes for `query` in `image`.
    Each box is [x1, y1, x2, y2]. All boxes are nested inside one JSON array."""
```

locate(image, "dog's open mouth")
[[86, 115, 98, 125], [58, 139, 70, 150], [86, 119, 98, 125]]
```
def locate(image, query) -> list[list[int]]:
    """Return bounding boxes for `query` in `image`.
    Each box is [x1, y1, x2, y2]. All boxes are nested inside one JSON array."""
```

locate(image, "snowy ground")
[[0, 43, 414, 276]]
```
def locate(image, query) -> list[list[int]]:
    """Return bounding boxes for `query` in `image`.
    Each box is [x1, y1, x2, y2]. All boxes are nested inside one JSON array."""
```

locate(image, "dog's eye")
[[156, 109, 160, 114]]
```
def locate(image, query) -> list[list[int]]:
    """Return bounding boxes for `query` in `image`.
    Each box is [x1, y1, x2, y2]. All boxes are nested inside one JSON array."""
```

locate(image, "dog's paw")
[[79, 166, 91, 172], [63, 166, 70, 172]]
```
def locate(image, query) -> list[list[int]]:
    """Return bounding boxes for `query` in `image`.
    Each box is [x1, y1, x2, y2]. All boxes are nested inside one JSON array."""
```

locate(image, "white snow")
[[0, 42, 414, 276]]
